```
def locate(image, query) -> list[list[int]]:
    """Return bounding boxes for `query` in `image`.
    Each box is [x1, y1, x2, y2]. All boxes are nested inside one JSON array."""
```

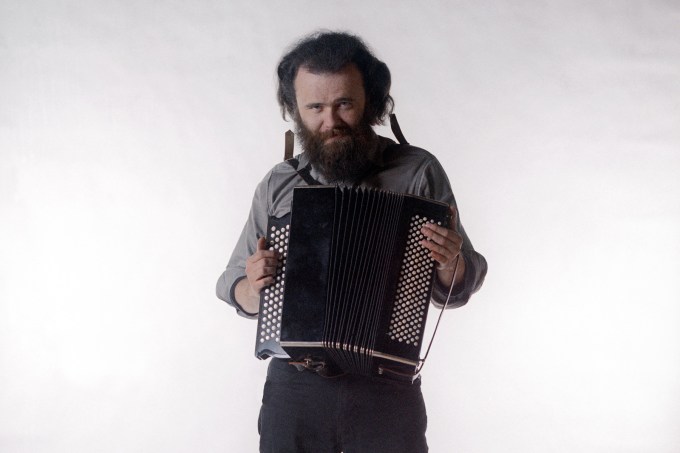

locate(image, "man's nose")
[[321, 107, 342, 131]]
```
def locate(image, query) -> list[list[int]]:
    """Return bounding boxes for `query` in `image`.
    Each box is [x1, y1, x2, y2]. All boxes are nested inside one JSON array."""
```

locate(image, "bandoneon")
[[255, 186, 450, 381]]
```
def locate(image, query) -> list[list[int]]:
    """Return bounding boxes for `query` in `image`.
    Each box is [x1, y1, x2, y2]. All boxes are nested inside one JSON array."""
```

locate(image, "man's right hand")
[[246, 237, 280, 296], [234, 237, 279, 314]]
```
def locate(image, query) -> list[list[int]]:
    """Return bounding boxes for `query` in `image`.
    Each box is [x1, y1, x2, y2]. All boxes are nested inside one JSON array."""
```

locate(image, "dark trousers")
[[258, 358, 428, 453]]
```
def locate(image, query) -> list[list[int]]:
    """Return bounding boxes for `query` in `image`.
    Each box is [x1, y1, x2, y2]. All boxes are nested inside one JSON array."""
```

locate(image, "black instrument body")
[[255, 186, 449, 380]]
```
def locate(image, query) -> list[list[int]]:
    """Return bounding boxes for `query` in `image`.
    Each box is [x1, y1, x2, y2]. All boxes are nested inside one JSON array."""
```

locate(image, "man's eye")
[[338, 101, 352, 109]]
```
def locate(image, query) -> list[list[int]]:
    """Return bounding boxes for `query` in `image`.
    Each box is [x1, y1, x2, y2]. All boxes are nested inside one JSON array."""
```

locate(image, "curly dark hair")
[[276, 31, 394, 126]]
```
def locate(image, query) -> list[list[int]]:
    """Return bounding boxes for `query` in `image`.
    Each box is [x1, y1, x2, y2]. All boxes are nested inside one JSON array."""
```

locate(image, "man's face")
[[294, 63, 366, 142], [293, 64, 377, 183]]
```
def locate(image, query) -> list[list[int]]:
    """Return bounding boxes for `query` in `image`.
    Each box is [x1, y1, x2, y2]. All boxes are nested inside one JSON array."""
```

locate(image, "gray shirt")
[[217, 136, 487, 318]]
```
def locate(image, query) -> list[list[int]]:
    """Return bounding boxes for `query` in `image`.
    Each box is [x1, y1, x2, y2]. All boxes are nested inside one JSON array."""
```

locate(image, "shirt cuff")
[[229, 275, 259, 319]]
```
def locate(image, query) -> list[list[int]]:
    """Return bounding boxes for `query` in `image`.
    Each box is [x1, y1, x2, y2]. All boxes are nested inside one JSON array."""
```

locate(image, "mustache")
[[319, 127, 352, 141]]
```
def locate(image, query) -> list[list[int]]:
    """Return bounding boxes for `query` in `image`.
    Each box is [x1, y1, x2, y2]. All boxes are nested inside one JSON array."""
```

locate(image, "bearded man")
[[217, 31, 487, 453]]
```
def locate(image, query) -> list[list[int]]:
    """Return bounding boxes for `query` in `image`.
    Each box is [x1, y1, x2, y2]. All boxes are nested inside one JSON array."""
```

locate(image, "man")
[[217, 31, 487, 453]]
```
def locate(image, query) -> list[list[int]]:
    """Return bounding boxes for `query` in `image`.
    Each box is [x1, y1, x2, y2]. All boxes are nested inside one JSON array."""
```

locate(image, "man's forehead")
[[293, 64, 365, 99]]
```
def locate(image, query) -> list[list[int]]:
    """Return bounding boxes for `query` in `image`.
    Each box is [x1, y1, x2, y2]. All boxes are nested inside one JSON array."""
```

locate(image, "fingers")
[[246, 237, 280, 293], [420, 206, 458, 239], [421, 222, 453, 245], [420, 230, 460, 263], [248, 237, 279, 263], [420, 207, 462, 269]]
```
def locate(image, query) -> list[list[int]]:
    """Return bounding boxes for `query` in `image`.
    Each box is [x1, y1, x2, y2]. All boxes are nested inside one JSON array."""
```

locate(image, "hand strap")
[[416, 254, 461, 374]]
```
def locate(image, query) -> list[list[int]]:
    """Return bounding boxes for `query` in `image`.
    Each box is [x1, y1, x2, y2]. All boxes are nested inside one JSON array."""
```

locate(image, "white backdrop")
[[1, 1, 679, 452]]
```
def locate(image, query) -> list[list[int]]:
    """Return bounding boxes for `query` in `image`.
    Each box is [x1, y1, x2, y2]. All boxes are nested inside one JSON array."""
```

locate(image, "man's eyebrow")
[[303, 97, 355, 108], [302, 102, 324, 110]]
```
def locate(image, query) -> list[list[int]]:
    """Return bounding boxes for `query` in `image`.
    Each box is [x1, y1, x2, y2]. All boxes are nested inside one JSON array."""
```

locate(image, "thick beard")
[[296, 118, 378, 184]]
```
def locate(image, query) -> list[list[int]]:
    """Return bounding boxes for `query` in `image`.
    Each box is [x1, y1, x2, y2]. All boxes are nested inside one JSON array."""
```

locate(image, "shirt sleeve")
[[418, 155, 488, 309], [215, 172, 272, 319]]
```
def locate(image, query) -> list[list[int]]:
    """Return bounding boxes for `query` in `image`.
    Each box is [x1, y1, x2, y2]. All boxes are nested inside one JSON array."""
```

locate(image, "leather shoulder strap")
[[389, 114, 409, 145], [283, 130, 294, 161], [286, 158, 322, 186]]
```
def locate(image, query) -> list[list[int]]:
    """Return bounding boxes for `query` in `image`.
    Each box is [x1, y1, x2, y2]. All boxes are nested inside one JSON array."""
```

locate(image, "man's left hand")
[[420, 206, 464, 287]]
